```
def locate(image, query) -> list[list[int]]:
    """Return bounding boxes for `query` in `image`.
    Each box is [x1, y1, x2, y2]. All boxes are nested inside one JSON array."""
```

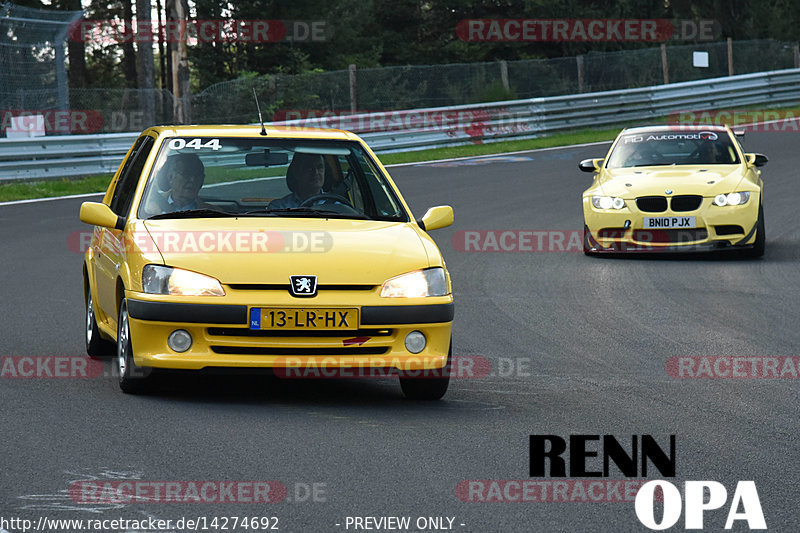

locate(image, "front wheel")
[[399, 342, 451, 400], [86, 289, 115, 358], [743, 206, 765, 258], [117, 299, 155, 393]]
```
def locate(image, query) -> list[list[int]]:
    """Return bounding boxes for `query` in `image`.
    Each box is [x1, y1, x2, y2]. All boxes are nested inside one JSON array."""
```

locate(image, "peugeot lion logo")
[[290, 275, 318, 297]]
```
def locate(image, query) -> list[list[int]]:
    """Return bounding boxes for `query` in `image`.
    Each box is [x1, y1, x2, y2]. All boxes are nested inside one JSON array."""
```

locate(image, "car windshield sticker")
[[167, 138, 222, 150], [621, 131, 719, 143]]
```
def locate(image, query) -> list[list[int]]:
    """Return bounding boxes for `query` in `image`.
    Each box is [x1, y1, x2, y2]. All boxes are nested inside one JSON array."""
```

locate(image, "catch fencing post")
[[727, 38, 734, 76], [349, 64, 357, 113], [500, 60, 509, 92]]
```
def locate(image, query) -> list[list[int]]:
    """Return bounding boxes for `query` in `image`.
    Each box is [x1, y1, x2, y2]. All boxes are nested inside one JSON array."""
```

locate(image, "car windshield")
[[605, 130, 741, 169], [137, 137, 408, 222]]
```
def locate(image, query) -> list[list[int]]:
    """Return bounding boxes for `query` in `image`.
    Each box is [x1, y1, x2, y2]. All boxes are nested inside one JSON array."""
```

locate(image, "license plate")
[[642, 216, 696, 229], [249, 308, 358, 330]]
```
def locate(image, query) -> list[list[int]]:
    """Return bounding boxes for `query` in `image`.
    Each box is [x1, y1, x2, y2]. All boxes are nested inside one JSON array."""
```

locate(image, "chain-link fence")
[[193, 39, 800, 126], [1, 37, 798, 136], [0, 1, 82, 123]]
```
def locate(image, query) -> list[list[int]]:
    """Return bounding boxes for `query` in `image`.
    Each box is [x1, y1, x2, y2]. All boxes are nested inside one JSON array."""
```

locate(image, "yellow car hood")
[[142, 217, 432, 285], [596, 165, 747, 198]]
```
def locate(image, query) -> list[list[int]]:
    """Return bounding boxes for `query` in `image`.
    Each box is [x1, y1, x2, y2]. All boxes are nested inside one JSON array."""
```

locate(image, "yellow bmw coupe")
[[80, 126, 454, 399], [580, 125, 766, 256]]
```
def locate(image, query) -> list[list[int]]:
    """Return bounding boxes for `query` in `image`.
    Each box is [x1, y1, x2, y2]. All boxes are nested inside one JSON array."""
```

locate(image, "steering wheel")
[[299, 193, 354, 208]]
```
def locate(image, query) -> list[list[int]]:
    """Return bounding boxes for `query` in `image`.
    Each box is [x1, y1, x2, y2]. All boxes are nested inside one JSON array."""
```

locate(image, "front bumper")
[[583, 195, 760, 253], [125, 292, 453, 371]]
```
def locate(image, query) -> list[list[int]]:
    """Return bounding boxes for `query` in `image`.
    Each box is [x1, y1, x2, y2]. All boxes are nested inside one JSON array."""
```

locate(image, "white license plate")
[[642, 216, 696, 229]]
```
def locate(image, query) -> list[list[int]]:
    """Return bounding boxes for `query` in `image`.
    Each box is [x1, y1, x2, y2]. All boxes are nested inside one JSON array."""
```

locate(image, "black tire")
[[743, 206, 765, 258], [399, 342, 451, 400], [85, 288, 115, 358], [116, 299, 155, 394]]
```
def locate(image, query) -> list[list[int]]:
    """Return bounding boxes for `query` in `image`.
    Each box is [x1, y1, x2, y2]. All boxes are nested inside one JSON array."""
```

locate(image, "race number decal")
[[167, 138, 221, 151]]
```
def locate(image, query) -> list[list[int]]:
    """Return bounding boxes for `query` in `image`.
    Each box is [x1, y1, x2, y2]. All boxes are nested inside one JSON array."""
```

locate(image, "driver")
[[269, 153, 326, 209], [144, 153, 209, 215], [696, 141, 725, 164]]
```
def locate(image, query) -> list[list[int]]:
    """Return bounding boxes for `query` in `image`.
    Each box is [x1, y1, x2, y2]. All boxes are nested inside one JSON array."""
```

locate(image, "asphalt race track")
[[1, 131, 798, 532]]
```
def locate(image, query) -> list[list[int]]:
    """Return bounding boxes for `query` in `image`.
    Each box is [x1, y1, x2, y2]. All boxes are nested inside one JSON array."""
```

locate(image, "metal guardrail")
[[2, 68, 800, 181], [0, 133, 137, 181]]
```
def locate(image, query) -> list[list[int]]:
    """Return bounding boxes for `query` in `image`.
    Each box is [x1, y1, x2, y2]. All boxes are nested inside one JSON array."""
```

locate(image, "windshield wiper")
[[631, 162, 677, 167], [266, 207, 370, 220], [148, 208, 233, 220]]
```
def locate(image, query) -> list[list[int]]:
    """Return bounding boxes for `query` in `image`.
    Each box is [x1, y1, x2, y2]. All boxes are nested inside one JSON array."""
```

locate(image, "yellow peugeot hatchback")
[[80, 126, 454, 399]]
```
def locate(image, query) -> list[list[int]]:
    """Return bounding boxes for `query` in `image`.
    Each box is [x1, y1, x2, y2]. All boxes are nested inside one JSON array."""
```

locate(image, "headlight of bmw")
[[591, 196, 626, 210], [142, 265, 225, 296], [381, 268, 448, 298], [713, 192, 750, 206]]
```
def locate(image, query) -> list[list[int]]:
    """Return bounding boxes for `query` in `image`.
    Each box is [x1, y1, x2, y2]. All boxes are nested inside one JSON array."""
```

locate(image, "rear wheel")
[[399, 342, 451, 400], [743, 206, 765, 258], [85, 289, 114, 358], [117, 299, 155, 394]]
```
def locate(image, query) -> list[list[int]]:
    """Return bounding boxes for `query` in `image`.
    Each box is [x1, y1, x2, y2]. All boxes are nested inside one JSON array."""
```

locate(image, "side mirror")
[[745, 153, 768, 167], [80, 202, 125, 230], [417, 205, 453, 231], [579, 158, 603, 173]]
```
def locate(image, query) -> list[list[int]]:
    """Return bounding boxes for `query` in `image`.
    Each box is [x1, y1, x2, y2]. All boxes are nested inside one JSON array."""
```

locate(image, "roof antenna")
[[253, 88, 267, 136]]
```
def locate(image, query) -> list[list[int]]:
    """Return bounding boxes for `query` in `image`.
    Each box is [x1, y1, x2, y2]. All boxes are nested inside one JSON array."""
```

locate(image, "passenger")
[[269, 153, 326, 209]]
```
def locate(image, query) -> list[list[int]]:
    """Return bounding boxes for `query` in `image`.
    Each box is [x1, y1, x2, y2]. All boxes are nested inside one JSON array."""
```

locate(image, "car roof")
[[143, 125, 360, 140]]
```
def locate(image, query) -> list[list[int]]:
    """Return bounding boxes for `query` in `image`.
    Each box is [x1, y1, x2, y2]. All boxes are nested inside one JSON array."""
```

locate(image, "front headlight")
[[591, 196, 626, 210], [713, 192, 750, 206], [142, 265, 225, 296], [381, 268, 448, 298]]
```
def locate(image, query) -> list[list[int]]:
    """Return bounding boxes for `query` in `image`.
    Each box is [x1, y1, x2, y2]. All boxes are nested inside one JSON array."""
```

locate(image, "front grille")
[[636, 196, 668, 212], [228, 284, 376, 291], [714, 225, 744, 236], [632, 229, 708, 243], [211, 346, 390, 356], [207, 327, 392, 338], [670, 195, 702, 211], [598, 228, 627, 239]]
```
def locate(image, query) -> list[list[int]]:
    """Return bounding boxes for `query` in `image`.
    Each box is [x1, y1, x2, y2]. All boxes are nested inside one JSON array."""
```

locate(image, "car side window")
[[109, 136, 155, 218], [354, 151, 404, 219], [108, 136, 144, 210]]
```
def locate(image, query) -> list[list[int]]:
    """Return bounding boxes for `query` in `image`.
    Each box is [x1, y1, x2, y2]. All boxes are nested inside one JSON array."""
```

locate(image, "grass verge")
[[0, 174, 113, 203]]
